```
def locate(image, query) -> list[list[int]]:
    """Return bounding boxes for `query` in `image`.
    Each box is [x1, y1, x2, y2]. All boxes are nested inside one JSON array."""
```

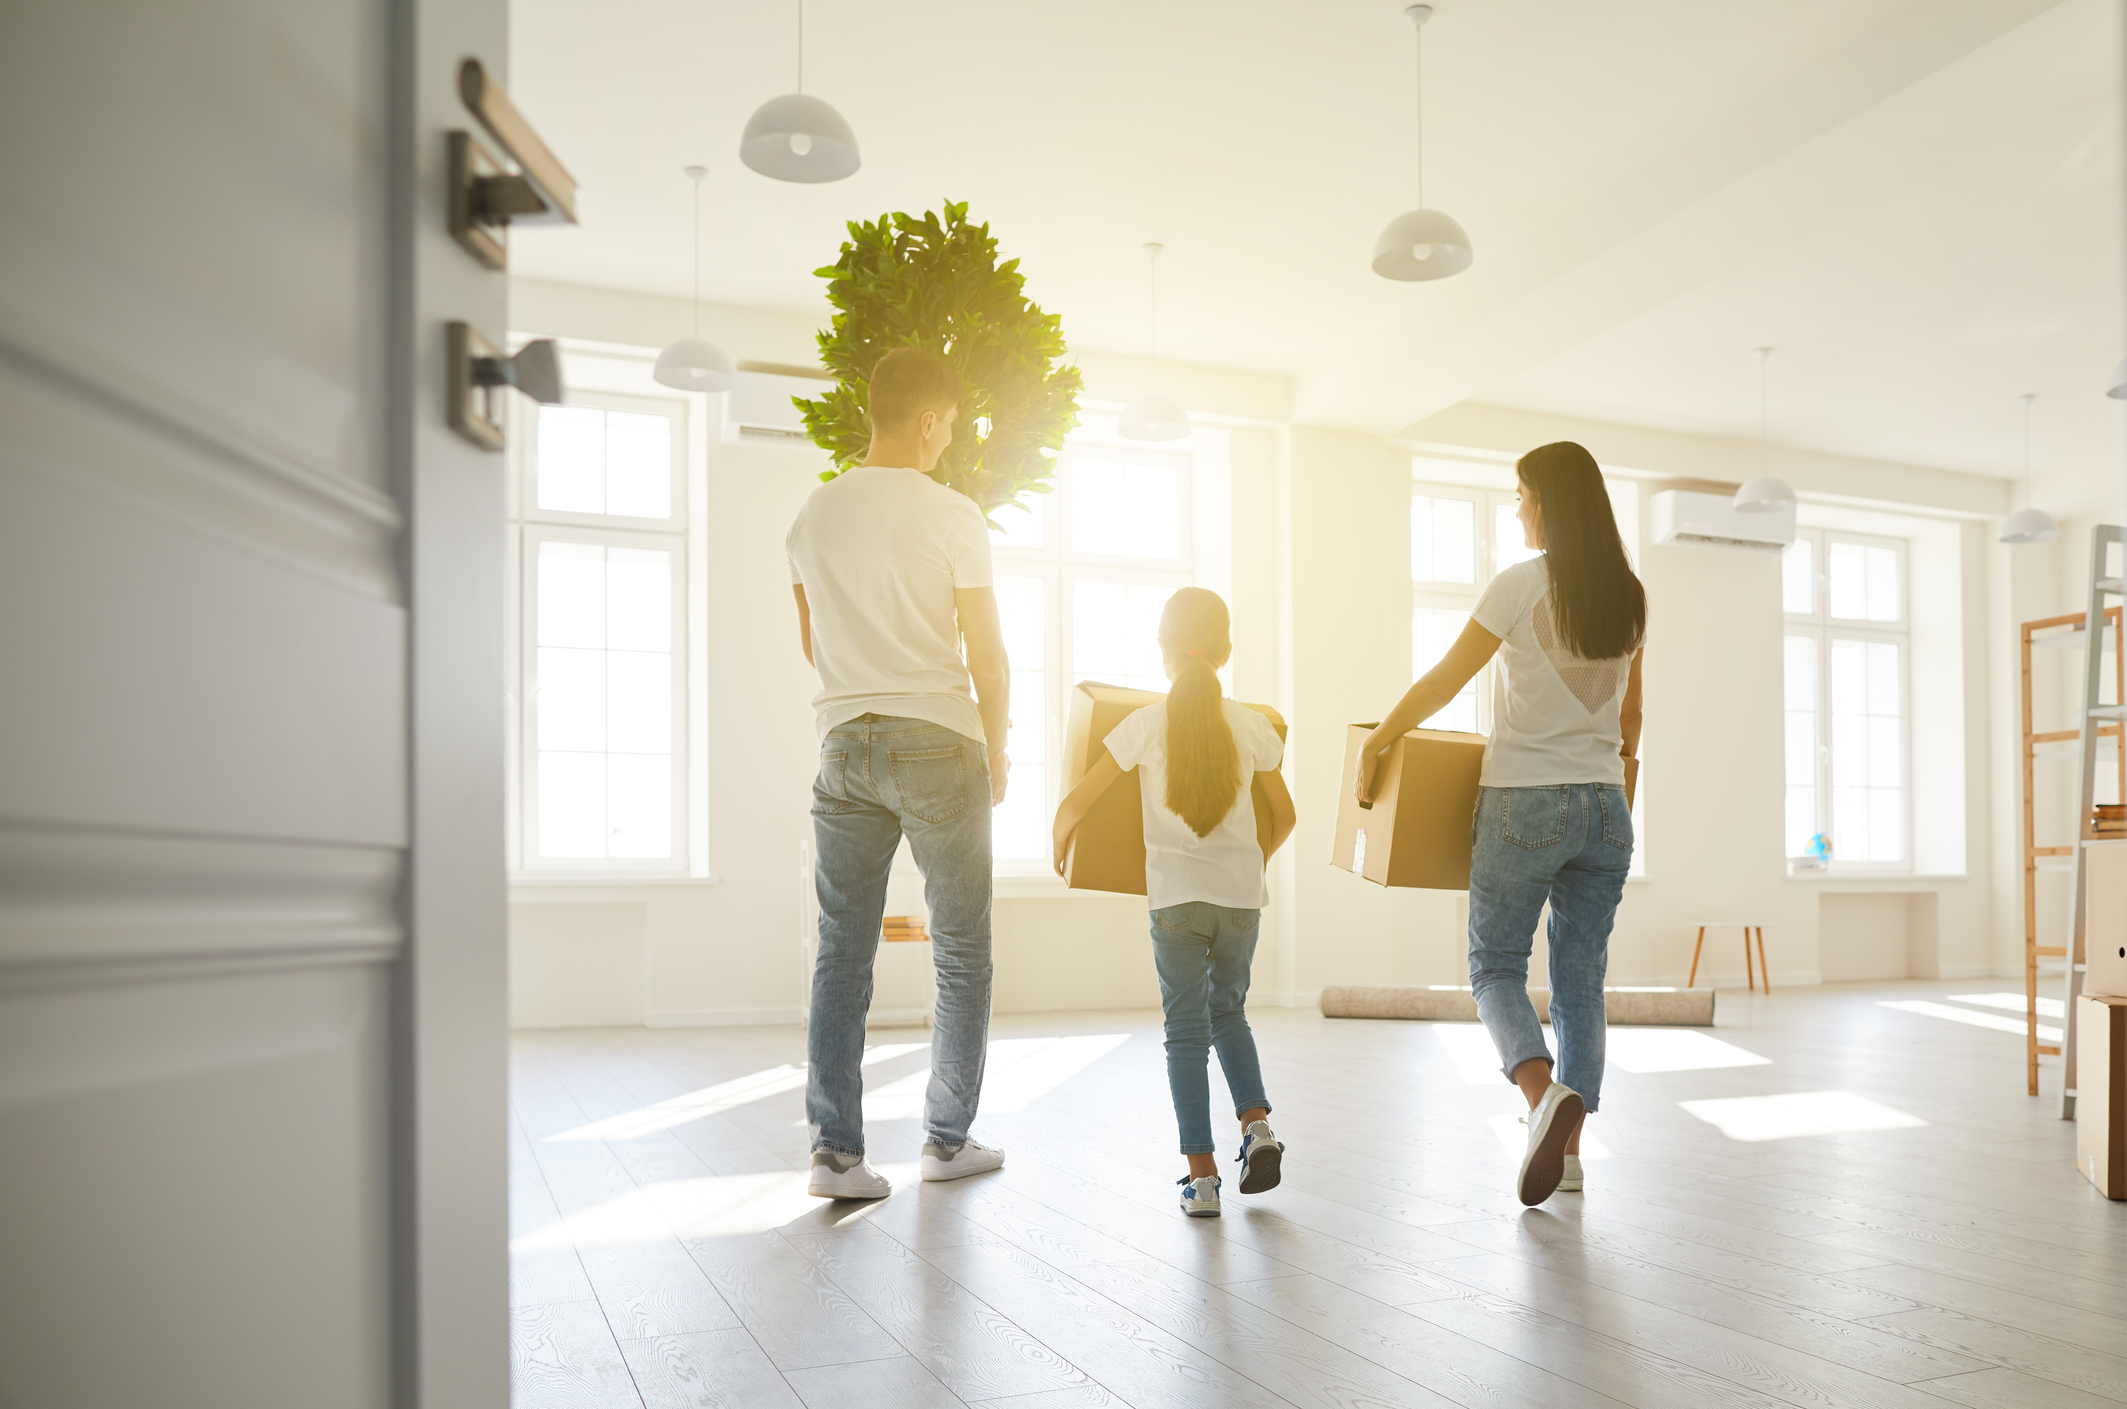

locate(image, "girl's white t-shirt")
[[1470, 557, 1635, 788], [1102, 698, 1284, 911]]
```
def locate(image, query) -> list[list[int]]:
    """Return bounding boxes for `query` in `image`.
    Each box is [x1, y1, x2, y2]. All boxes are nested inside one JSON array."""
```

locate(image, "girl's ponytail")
[[1159, 588, 1240, 838]]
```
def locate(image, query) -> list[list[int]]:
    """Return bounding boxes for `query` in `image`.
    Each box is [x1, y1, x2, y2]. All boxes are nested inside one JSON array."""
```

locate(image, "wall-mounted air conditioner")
[[1650, 489, 1794, 551], [723, 364, 833, 445]]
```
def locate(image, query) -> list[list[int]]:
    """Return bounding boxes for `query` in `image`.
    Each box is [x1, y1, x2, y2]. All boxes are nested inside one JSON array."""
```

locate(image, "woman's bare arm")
[[1354, 619, 1503, 803], [1619, 647, 1645, 758]]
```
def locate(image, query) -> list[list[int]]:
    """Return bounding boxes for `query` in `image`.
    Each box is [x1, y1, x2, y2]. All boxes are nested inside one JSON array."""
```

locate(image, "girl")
[[1053, 588, 1297, 1217], [1356, 442, 1644, 1207]]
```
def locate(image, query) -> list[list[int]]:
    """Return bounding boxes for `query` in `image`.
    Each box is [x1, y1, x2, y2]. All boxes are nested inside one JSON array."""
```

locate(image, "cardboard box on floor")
[[1329, 724, 1639, 890], [2077, 994, 2126, 1199], [2085, 840, 2126, 998], [1060, 682, 1287, 896]]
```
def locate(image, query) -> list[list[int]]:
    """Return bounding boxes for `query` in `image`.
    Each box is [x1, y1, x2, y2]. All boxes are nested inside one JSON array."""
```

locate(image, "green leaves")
[[797, 201, 1082, 522]]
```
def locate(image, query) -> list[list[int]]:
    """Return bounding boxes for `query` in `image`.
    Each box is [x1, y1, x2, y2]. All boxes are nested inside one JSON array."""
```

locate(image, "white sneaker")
[[1558, 1154, 1584, 1193], [920, 1138, 1005, 1182], [808, 1150, 891, 1200], [1178, 1173, 1222, 1217], [1517, 1082, 1585, 1207], [1235, 1120, 1284, 1194]]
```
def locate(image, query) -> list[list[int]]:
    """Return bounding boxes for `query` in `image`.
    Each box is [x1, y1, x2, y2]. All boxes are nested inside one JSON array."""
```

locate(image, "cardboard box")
[[1330, 724, 1489, 889], [1329, 724, 1640, 891], [2085, 840, 2127, 998], [2077, 994, 2126, 1199], [1060, 682, 1287, 896]]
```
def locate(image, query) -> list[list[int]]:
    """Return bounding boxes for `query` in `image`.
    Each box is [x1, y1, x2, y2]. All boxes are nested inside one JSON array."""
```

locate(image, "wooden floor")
[[510, 979, 2127, 1408]]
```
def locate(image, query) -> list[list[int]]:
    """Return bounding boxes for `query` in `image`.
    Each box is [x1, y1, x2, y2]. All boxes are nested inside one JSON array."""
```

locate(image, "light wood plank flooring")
[[510, 979, 2127, 1408]]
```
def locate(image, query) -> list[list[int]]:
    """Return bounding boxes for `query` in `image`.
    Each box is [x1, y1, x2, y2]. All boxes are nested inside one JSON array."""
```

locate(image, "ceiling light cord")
[[2021, 393, 2036, 509], [687, 166, 707, 339], [797, 0, 804, 94], [1757, 346, 1771, 475], [1146, 243, 1162, 390], [1413, 19, 1425, 208]]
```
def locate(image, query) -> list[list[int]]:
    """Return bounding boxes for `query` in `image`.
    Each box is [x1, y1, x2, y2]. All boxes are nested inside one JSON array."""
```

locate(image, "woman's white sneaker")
[[1178, 1174, 1222, 1217], [920, 1138, 1005, 1182], [1557, 1154, 1584, 1192], [1517, 1081, 1585, 1206], [808, 1150, 891, 1200]]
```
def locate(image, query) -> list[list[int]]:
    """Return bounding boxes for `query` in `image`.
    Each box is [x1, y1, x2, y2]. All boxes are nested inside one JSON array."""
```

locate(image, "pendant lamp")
[[739, 0, 860, 183], [1999, 393, 2061, 544], [1733, 347, 1796, 512], [1119, 243, 1191, 442], [653, 166, 739, 393], [1372, 4, 1472, 282], [2107, 356, 2127, 399]]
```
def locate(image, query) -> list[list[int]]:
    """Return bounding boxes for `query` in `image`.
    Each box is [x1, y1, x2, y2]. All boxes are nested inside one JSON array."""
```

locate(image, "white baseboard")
[[1936, 964, 1996, 979], [647, 1007, 801, 1028], [864, 1008, 934, 1029]]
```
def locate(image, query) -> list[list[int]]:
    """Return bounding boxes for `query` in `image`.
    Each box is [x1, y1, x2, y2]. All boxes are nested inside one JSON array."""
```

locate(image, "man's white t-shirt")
[[786, 465, 993, 742], [1470, 557, 1635, 788], [1102, 698, 1285, 911]]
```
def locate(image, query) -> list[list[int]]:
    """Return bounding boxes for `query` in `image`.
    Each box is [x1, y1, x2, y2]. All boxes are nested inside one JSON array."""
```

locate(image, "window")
[[1410, 479, 1538, 733], [989, 444, 1193, 869], [509, 391, 691, 873], [1782, 529, 1907, 867]]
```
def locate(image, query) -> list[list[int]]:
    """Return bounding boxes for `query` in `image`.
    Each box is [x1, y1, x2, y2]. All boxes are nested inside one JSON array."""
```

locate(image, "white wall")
[[504, 275, 2062, 1029]]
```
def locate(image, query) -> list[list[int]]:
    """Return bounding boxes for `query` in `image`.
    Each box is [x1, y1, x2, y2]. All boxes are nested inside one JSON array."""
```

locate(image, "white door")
[[0, 2, 509, 1405]]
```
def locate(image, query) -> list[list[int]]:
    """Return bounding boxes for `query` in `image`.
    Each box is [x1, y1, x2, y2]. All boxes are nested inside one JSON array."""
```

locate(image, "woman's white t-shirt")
[[1470, 557, 1635, 788], [1102, 698, 1284, 911]]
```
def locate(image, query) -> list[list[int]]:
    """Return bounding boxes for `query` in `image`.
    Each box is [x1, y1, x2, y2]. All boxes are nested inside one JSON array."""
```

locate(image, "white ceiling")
[[508, 0, 2122, 504]]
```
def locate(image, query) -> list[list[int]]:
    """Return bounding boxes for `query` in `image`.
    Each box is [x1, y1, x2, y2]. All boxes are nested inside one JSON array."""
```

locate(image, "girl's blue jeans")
[[1467, 783, 1634, 1113], [1150, 902, 1270, 1154]]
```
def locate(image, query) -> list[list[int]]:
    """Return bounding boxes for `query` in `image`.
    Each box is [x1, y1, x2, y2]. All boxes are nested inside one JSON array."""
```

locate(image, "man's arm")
[[792, 584, 813, 667], [955, 585, 1011, 805]]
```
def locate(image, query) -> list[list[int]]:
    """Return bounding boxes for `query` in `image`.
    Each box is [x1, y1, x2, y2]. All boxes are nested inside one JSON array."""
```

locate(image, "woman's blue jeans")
[[1467, 783, 1633, 1113], [808, 715, 993, 1157], [1150, 903, 1270, 1154]]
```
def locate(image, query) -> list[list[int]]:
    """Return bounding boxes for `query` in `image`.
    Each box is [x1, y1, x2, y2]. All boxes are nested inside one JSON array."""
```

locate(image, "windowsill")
[[510, 874, 721, 894], [993, 873, 1135, 899], [1783, 871, 1968, 884]]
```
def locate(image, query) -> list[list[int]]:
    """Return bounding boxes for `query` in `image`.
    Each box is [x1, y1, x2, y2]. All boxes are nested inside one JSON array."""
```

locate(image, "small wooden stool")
[[1690, 923, 1770, 992]]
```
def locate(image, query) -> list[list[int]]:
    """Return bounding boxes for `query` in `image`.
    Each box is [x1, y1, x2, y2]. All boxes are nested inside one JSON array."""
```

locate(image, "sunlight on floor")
[[1488, 1112, 1611, 1160], [1609, 1029, 1771, 1074], [1432, 1024, 1769, 1083], [511, 1160, 927, 1251], [1678, 1091, 1926, 1142], [862, 1033, 1130, 1120], [1947, 992, 2064, 1019], [546, 1042, 929, 1142], [1879, 1000, 2059, 1042]]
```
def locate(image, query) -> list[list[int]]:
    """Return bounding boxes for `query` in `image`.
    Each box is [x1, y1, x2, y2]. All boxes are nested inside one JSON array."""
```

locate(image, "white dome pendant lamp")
[[2106, 357, 2127, 399], [1734, 346, 1796, 512], [1372, 4, 1472, 282], [2000, 393, 2062, 544], [739, 0, 860, 183], [1119, 243, 1191, 442], [653, 166, 739, 393]]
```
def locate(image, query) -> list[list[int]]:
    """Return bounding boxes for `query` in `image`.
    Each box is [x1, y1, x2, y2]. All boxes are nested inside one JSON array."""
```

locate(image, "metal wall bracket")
[[448, 59, 579, 270], [448, 323, 564, 451]]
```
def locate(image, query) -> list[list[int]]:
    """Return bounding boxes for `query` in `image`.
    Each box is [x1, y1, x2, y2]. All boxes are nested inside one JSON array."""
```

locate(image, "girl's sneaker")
[[1177, 1173, 1222, 1217], [1558, 1154, 1584, 1192], [1235, 1120, 1284, 1194]]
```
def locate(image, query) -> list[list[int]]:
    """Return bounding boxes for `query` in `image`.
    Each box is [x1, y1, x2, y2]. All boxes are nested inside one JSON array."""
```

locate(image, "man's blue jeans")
[[1467, 783, 1633, 1113], [1150, 902, 1270, 1155], [808, 714, 993, 1157]]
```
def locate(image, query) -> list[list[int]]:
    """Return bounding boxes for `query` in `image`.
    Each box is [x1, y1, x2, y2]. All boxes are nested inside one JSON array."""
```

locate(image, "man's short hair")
[[868, 347, 963, 433]]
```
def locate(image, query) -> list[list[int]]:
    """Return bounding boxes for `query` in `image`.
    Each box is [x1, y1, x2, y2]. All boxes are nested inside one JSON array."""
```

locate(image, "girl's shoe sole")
[[1237, 1144, 1282, 1195]]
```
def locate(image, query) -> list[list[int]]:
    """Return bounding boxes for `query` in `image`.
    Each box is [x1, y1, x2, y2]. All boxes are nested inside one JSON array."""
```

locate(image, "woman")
[[1355, 441, 1644, 1207]]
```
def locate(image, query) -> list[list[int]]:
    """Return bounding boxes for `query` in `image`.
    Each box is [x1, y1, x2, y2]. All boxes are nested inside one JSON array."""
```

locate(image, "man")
[[787, 347, 1011, 1199]]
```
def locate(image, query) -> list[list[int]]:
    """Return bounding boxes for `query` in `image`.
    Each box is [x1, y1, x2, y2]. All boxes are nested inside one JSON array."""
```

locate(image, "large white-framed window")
[[988, 442, 1194, 870], [508, 390, 692, 875], [1782, 528, 1908, 868], [1410, 478, 1542, 733]]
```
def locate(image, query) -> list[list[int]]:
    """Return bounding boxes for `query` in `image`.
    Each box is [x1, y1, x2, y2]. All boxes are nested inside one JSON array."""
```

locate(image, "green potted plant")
[[797, 200, 1082, 526]]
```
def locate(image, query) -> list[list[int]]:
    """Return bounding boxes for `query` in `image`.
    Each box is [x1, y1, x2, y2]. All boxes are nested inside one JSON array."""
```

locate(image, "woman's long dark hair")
[[1517, 441, 1646, 661], [1158, 588, 1239, 838]]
